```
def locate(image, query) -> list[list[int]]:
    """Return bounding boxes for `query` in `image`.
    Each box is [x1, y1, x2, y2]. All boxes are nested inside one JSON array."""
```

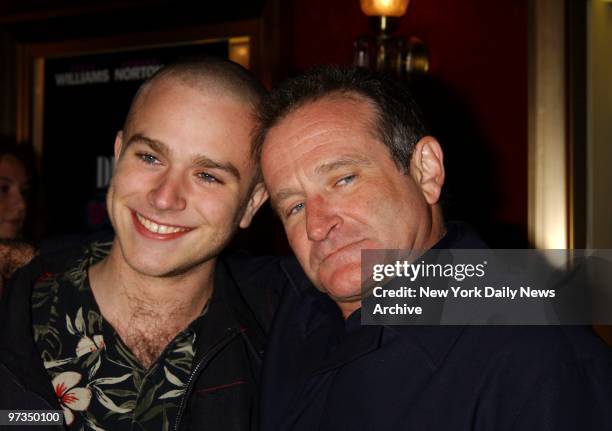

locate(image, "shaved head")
[[123, 56, 266, 137]]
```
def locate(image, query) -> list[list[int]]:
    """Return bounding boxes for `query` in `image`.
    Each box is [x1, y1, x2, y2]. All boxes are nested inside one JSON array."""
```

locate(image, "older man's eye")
[[287, 202, 305, 217], [336, 174, 356, 186]]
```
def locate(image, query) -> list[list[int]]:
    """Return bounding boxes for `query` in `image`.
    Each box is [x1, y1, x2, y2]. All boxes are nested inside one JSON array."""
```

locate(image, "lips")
[[132, 211, 193, 239], [316, 239, 366, 266]]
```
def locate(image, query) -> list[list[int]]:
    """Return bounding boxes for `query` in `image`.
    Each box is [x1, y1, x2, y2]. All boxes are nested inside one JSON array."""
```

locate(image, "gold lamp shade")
[[360, 0, 410, 17]]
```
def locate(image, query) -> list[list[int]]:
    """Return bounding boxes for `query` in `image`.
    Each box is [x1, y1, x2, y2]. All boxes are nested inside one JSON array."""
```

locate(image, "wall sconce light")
[[354, 0, 429, 78]]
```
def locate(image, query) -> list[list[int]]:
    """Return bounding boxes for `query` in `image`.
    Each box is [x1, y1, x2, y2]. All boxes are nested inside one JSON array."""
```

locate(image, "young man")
[[254, 66, 612, 430], [0, 58, 278, 430]]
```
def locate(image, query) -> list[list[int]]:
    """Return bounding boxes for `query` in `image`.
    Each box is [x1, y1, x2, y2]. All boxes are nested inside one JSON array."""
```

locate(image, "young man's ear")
[[239, 182, 269, 229], [114, 131, 124, 161], [409, 136, 445, 205]]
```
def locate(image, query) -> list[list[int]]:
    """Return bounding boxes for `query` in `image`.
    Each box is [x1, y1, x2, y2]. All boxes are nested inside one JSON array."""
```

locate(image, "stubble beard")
[[117, 207, 246, 280]]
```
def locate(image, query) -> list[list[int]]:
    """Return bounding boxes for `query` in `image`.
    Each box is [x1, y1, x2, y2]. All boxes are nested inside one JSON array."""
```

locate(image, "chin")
[[126, 259, 188, 278], [124, 256, 170, 277], [119, 242, 174, 277], [125, 245, 216, 279], [0, 226, 19, 239], [319, 264, 362, 303]]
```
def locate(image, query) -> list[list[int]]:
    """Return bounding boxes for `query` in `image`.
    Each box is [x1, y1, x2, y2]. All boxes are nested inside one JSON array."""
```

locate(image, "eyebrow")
[[192, 156, 241, 181], [125, 134, 168, 156], [126, 133, 241, 181], [313, 156, 372, 175]]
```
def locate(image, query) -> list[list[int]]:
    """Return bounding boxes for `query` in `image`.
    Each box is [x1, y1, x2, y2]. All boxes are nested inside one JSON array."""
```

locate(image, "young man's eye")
[[137, 153, 160, 165], [336, 174, 356, 186], [287, 202, 305, 217], [197, 172, 222, 184]]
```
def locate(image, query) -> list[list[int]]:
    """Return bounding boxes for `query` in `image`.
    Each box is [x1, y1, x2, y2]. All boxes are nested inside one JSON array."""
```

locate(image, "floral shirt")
[[32, 241, 205, 431]]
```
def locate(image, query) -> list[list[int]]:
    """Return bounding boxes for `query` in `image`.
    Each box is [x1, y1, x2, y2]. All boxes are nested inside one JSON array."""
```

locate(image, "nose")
[[147, 171, 187, 211], [305, 195, 342, 242]]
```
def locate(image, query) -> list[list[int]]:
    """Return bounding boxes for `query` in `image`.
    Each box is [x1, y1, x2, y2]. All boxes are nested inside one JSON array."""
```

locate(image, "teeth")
[[136, 213, 188, 234]]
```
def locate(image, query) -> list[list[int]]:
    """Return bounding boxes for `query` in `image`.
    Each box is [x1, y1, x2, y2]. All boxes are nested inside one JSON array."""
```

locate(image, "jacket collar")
[[0, 255, 61, 408], [277, 259, 382, 375], [195, 255, 267, 362]]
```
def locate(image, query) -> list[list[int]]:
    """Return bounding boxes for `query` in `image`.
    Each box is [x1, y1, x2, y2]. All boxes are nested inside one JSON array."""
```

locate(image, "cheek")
[[322, 260, 361, 285], [112, 164, 175, 205], [106, 168, 144, 220], [286, 225, 305, 257], [192, 189, 242, 223], [355, 182, 409, 221], [105, 182, 116, 215], [286, 224, 314, 268], [339, 187, 387, 231], [110, 165, 141, 196]]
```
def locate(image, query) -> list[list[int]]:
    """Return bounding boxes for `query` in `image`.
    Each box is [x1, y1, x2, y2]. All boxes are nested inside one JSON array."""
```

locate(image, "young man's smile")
[[132, 211, 193, 239]]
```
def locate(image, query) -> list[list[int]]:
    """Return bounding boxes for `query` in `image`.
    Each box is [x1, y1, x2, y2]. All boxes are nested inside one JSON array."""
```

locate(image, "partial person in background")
[[0, 139, 35, 296], [0, 139, 31, 239]]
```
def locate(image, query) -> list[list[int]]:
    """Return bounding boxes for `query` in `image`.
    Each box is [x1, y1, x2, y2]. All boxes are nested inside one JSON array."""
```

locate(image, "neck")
[[89, 242, 215, 329], [339, 300, 361, 320], [421, 207, 447, 251]]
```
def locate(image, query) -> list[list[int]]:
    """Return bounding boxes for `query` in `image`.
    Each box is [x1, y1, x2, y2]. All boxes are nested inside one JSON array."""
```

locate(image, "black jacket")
[[0, 245, 282, 431], [260, 223, 612, 430]]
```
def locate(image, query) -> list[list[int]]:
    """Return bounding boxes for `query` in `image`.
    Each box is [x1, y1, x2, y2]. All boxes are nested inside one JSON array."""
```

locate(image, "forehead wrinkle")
[[287, 119, 353, 147], [314, 156, 372, 176], [284, 93, 378, 138], [272, 187, 303, 206]]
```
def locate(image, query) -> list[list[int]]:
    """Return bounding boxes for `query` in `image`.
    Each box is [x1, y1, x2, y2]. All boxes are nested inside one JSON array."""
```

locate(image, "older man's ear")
[[409, 137, 445, 205]]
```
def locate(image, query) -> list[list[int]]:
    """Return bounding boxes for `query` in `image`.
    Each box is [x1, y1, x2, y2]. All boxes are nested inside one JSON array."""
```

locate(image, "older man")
[[0, 57, 279, 431], [255, 66, 612, 430]]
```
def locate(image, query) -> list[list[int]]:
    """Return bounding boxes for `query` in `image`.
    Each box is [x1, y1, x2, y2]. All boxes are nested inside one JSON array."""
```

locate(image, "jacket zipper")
[[173, 328, 241, 431]]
